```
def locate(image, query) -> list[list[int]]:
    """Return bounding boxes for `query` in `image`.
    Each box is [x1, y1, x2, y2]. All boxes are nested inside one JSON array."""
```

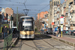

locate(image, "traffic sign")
[[60, 16, 64, 24]]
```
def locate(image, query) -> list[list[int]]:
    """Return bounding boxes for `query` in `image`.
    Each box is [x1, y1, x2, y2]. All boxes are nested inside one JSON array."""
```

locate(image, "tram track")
[[19, 39, 41, 50], [35, 34, 54, 48], [12, 34, 60, 50], [18, 34, 53, 50]]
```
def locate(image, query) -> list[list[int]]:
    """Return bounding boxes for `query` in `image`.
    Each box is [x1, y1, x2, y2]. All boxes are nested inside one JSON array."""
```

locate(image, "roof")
[[20, 16, 34, 20], [20, 16, 31, 18]]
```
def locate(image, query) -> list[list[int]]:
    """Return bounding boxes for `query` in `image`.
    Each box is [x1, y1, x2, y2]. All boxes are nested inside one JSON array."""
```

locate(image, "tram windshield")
[[19, 18, 34, 31]]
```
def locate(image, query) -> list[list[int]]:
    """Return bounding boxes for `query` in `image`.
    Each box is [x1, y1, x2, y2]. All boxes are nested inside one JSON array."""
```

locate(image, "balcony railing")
[[70, 21, 75, 24]]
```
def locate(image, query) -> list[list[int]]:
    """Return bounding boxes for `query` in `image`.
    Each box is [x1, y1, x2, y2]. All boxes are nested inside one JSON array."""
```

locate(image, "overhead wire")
[[0, 3, 49, 6], [1, 0, 49, 17], [23, 0, 27, 9], [28, 4, 49, 17]]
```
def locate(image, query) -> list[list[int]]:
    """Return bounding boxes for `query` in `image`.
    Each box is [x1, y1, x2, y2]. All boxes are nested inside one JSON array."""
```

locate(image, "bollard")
[[61, 31, 63, 37]]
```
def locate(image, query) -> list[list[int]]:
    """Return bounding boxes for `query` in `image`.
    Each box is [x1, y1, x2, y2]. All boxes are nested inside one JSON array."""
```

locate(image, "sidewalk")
[[0, 34, 18, 50], [46, 34, 75, 47]]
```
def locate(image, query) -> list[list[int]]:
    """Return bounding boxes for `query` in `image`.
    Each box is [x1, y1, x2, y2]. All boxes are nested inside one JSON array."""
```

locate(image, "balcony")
[[57, 18, 59, 20], [70, 21, 75, 24], [70, 10, 75, 14], [65, 22, 68, 24], [56, 11, 60, 14], [69, 2, 73, 5]]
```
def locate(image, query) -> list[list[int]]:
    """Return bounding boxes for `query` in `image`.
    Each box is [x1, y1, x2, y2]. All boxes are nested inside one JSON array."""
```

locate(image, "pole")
[[61, 31, 63, 37], [11, 15, 12, 40], [16, 7, 18, 30], [61, 25, 63, 37], [11, 15, 12, 34], [11, 15, 12, 29]]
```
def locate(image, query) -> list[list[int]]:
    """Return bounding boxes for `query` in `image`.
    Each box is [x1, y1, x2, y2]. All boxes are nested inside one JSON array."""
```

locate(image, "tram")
[[19, 16, 35, 39]]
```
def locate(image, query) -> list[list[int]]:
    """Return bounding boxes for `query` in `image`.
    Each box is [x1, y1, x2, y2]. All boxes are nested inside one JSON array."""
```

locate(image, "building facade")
[[1, 7, 14, 28], [37, 11, 48, 29], [68, 0, 75, 30], [37, 11, 48, 20], [49, 0, 60, 28]]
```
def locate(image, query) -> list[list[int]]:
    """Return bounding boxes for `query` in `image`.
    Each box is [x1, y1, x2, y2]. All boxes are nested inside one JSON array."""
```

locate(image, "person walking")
[[58, 27, 61, 37], [2, 26, 8, 38], [13, 28, 17, 37], [2, 26, 5, 38], [8, 26, 11, 34]]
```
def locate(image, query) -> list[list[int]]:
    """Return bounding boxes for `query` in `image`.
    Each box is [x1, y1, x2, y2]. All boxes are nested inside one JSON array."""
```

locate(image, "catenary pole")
[[16, 7, 18, 30]]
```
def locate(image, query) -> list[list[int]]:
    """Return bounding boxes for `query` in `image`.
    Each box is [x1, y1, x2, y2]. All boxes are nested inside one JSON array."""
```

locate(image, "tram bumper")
[[19, 34, 34, 39]]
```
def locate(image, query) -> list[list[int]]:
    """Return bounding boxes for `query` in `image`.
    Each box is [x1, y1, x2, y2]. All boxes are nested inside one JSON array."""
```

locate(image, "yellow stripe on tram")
[[20, 31, 34, 35]]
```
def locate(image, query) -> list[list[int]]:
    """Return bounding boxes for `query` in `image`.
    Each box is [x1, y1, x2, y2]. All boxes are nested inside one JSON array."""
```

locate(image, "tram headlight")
[[20, 34, 24, 37]]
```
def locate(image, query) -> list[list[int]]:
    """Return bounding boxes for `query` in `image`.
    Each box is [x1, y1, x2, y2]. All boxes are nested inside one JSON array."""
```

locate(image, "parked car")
[[63, 30, 66, 34], [63, 30, 71, 35], [71, 30, 75, 35], [68, 30, 72, 35], [66, 30, 71, 35], [46, 28, 53, 34]]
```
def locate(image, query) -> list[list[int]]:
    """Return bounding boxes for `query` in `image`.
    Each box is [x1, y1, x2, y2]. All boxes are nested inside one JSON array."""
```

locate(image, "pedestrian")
[[2, 26, 5, 38], [8, 27, 11, 34], [53, 27, 55, 35], [13, 28, 17, 37], [54, 27, 57, 36], [2, 26, 8, 38], [58, 27, 61, 37]]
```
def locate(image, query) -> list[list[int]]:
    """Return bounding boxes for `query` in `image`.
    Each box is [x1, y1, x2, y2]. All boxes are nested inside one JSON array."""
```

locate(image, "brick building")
[[37, 11, 48, 20], [37, 11, 48, 29], [1, 7, 13, 22]]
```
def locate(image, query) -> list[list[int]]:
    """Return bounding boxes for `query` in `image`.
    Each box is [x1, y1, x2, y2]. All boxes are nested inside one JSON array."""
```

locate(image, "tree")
[[13, 13, 25, 26], [35, 19, 42, 32]]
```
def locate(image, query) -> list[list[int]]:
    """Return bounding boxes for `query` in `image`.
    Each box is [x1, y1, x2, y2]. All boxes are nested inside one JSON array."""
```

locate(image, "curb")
[[51, 36, 75, 47], [8, 38, 18, 50]]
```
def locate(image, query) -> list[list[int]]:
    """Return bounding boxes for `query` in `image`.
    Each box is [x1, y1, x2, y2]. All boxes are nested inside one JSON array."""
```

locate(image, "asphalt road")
[[11, 34, 75, 50]]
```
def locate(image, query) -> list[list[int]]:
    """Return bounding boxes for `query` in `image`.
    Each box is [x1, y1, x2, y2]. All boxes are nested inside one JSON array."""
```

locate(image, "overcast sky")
[[0, 0, 64, 18]]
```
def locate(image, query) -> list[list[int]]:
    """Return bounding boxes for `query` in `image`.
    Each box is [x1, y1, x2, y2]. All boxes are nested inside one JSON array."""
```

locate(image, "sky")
[[0, 0, 64, 19]]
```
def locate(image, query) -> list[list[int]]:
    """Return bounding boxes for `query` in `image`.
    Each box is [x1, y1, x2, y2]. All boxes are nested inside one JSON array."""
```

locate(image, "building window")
[[40, 17, 41, 19], [70, 24, 72, 26], [66, 18, 68, 22], [71, 16, 73, 18], [58, 21, 59, 24], [45, 14, 48, 18], [54, 16, 56, 17], [73, 24, 75, 26], [58, 2, 59, 4], [6, 13, 8, 18], [56, 1, 59, 5], [72, 10, 75, 13], [54, 1, 59, 6], [74, 0, 75, 5], [54, 1, 56, 6]]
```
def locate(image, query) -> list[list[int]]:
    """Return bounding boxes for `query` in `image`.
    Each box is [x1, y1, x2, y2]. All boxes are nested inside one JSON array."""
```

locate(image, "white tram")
[[19, 16, 35, 39]]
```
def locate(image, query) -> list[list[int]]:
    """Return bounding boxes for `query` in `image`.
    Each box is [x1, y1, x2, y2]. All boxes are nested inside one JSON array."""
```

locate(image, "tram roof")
[[20, 16, 32, 18]]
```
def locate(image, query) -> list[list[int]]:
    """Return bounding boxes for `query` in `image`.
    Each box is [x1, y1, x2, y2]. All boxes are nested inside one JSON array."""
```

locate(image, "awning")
[[51, 22, 54, 25]]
